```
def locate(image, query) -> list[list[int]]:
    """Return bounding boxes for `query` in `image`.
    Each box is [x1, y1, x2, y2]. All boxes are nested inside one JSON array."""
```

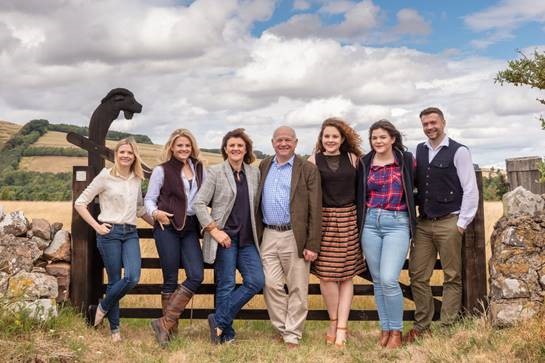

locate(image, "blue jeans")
[[362, 208, 410, 331], [214, 239, 265, 340], [96, 224, 141, 333], [154, 223, 204, 293]]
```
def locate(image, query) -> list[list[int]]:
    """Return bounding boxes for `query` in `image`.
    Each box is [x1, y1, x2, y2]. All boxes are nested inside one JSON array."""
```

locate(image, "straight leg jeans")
[[214, 238, 265, 340], [96, 224, 141, 333], [361, 208, 410, 331], [154, 224, 204, 294]]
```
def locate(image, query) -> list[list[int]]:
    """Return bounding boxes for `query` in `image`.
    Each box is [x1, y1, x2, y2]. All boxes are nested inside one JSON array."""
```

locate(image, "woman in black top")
[[308, 118, 366, 347]]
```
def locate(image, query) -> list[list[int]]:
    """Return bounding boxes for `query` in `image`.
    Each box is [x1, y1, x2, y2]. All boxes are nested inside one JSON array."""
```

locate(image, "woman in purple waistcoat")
[[145, 128, 205, 347]]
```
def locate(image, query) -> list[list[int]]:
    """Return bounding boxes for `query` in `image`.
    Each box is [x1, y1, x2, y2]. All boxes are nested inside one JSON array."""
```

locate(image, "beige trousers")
[[409, 214, 463, 331], [261, 228, 310, 344]]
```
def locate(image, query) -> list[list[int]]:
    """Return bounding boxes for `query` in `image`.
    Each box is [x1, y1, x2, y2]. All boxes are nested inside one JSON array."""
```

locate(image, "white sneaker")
[[111, 332, 121, 343]]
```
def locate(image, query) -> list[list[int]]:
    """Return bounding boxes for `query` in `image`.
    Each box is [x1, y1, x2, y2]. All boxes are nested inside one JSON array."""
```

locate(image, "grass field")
[[0, 120, 21, 149], [23, 130, 226, 172], [2, 306, 544, 363]]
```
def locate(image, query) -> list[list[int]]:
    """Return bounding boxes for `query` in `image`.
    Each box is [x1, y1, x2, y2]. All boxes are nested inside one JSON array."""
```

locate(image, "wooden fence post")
[[505, 156, 545, 194], [70, 166, 103, 313], [462, 169, 487, 314]]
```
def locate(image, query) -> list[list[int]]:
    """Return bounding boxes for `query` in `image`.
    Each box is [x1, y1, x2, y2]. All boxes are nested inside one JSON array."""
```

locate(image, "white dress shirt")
[[424, 135, 479, 229], [75, 168, 146, 225]]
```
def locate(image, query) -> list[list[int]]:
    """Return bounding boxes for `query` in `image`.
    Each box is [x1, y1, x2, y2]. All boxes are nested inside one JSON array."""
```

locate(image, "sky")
[[1, 0, 545, 168]]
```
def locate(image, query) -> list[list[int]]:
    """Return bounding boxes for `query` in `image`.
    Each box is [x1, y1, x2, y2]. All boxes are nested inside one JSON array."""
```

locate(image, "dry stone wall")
[[489, 186, 545, 326], [0, 207, 71, 320]]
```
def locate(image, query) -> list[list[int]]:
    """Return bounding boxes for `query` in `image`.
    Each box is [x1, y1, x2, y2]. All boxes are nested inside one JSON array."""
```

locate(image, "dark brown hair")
[[221, 128, 256, 164], [368, 119, 406, 151], [419, 107, 444, 120], [315, 117, 363, 156]]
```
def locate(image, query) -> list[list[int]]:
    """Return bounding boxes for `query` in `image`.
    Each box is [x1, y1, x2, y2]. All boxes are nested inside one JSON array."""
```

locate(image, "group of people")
[[74, 106, 478, 350]]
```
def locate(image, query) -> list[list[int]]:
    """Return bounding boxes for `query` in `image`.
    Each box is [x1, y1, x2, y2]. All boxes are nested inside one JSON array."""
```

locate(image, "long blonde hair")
[[161, 128, 201, 162], [110, 137, 144, 179]]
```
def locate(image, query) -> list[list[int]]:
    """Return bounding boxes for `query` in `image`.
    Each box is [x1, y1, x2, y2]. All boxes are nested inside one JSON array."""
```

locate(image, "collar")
[[108, 167, 135, 180], [370, 154, 399, 169], [273, 154, 295, 167], [425, 134, 449, 151], [230, 164, 245, 175]]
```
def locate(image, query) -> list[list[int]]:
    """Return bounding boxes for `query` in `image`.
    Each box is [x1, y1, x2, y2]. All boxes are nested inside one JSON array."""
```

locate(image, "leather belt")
[[264, 223, 292, 231], [422, 214, 453, 221]]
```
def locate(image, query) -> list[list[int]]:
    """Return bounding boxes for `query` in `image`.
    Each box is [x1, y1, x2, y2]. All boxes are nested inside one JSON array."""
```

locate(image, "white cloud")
[[0, 0, 543, 167], [465, 0, 545, 48], [269, 2, 430, 45], [392, 8, 431, 36], [293, 0, 311, 11], [321, 1, 357, 15]]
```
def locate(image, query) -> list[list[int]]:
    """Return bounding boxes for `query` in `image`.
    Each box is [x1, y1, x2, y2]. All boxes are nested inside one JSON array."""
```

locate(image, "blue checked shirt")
[[261, 155, 294, 225]]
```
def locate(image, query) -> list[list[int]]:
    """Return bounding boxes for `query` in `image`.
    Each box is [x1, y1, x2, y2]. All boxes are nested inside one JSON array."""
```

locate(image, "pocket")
[[430, 159, 450, 169], [436, 190, 456, 203], [395, 213, 409, 224]]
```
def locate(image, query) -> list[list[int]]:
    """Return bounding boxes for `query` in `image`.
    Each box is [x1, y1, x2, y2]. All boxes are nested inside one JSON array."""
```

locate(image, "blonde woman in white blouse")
[[75, 137, 153, 342]]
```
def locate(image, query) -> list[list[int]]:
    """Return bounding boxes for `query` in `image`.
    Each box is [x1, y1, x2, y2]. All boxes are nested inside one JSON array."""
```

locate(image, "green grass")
[[1, 302, 544, 362]]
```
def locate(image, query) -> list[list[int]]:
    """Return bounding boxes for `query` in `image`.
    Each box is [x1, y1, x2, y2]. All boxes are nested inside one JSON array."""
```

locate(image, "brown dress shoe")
[[379, 330, 390, 347], [386, 330, 402, 349], [403, 328, 430, 344], [285, 342, 299, 349]]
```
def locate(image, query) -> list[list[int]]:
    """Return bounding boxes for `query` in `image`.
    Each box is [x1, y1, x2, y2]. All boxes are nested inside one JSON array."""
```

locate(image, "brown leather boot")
[[386, 330, 402, 349], [379, 330, 390, 347], [151, 285, 193, 347], [403, 328, 431, 344], [161, 292, 178, 336]]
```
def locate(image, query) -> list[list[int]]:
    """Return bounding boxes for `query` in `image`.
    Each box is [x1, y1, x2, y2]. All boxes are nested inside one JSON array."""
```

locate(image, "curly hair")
[[315, 117, 363, 156], [221, 128, 256, 164], [368, 119, 406, 151]]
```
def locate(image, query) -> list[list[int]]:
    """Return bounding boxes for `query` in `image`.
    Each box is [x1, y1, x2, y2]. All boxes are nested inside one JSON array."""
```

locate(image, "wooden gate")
[[69, 89, 487, 321]]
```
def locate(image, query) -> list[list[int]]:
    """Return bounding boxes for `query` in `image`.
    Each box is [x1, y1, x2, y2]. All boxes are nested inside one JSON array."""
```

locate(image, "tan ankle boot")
[[379, 330, 390, 347], [386, 330, 402, 349], [161, 292, 178, 336], [151, 285, 193, 347]]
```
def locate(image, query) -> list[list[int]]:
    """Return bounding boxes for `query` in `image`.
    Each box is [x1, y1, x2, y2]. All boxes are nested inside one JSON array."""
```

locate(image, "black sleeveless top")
[[315, 152, 356, 207]]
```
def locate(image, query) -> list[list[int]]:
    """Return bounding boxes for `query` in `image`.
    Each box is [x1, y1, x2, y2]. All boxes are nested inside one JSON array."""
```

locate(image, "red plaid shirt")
[[366, 158, 409, 211]]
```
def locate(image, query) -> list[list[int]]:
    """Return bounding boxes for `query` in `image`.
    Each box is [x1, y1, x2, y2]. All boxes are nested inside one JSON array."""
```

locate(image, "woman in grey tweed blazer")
[[193, 128, 265, 344]]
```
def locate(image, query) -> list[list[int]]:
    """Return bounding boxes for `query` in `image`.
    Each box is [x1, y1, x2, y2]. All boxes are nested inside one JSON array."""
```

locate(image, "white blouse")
[[75, 168, 146, 225]]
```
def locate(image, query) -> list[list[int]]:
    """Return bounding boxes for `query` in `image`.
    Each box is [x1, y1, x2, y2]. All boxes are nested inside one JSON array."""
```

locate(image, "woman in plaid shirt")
[[356, 120, 417, 349]]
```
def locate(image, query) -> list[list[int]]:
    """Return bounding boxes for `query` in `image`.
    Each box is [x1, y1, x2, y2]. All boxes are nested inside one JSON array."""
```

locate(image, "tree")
[[497, 51, 545, 181], [495, 50, 545, 127]]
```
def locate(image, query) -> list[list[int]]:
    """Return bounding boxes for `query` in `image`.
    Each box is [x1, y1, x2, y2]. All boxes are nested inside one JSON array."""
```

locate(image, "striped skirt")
[[311, 204, 366, 281]]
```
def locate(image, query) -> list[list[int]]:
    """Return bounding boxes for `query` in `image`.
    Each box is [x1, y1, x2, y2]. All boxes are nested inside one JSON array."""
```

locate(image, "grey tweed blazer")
[[193, 160, 260, 264]]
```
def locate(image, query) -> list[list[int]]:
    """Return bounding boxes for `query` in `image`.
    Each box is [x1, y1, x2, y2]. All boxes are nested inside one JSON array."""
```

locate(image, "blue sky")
[[1, 0, 545, 167], [252, 0, 542, 59]]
